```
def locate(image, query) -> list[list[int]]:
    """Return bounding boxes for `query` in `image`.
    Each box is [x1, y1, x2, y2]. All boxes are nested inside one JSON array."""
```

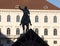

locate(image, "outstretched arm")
[[19, 6, 23, 10]]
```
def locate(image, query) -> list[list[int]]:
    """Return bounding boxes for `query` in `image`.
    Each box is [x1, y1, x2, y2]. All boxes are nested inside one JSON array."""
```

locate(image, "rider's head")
[[24, 6, 27, 9]]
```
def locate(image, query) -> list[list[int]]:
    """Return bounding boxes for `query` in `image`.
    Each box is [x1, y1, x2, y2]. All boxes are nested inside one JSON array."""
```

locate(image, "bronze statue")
[[19, 6, 32, 33]]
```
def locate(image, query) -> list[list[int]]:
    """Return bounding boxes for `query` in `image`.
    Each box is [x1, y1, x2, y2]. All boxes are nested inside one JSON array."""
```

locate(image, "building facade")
[[0, 0, 60, 46]]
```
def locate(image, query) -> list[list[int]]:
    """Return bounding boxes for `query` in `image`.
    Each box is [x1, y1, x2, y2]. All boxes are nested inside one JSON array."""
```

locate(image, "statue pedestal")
[[12, 29, 49, 46]]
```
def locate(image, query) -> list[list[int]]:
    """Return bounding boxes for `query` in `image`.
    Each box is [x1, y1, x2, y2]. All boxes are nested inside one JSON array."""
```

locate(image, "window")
[[35, 16, 39, 22], [0, 28, 1, 34], [16, 28, 20, 35], [35, 28, 38, 34], [0, 15, 1, 22], [44, 28, 48, 35], [16, 15, 20, 22], [54, 16, 57, 23], [7, 28, 10, 35], [54, 41, 57, 44], [45, 40, 48, 43], [44, 16, 48, 23], [7, 15, 11, 22], [41, 35, 44, 40], [54, 29, 57, 36]]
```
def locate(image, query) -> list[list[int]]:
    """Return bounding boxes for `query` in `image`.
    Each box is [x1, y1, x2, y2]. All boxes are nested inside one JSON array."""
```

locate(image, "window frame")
[[16, 28, 20, 35], [44, 16, 48, 23], [7, 15, 11, 22], [53, 29, 57, 36], [35, 28, 38, 34], [44, 28, 48, 35], [7, 28, 10, 35], [0, 15, 1, 22], [35, 16, 39, 22], [16, 15, 20, 22], [54, 16, 57, 23]]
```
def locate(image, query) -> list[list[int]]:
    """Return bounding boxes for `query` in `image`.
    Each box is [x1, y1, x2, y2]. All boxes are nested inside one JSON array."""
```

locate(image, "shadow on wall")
[[0, 33, 14, 46], [12, 29, 49, 46]]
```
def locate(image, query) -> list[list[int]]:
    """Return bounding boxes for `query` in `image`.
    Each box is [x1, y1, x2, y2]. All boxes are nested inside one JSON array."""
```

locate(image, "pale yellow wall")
[[0, 9, 60, 46]]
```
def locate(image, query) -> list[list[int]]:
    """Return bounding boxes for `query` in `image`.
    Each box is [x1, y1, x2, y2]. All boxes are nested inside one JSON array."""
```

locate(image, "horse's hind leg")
[[26, 24, 29, 32], [22, 25, 25, 33]]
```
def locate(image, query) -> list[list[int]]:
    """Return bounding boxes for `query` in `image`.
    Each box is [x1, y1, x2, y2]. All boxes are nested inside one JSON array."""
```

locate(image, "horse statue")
[[19, 6, 32, 33]]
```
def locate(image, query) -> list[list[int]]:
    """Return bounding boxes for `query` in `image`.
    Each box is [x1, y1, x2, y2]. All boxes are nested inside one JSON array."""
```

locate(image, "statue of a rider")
[[19, 6, 32, 33]]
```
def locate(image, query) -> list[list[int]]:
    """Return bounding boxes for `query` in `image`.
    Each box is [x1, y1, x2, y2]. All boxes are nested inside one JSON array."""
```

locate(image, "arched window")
[[54, 29, 57, 36], [0, 28, 1, 34], [44, 16, 48, 23], [16, 15, 20, 22], [7, 15, 11, 22], [45, 40, 48, 43], [0, 15, 1, 22], [44, 28, 48, 35], [35, 16, 39, 22], [7, 28, 10, 35], [16, 28, 20, 35], [54, 16, 57, 23], [35, 28, 38, 34]]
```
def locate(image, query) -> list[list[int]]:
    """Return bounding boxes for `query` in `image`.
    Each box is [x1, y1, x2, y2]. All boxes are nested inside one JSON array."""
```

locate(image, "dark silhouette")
[[12, 29, 49, 46], [19, 6, 32, 33], [0, 33, 14, 46]]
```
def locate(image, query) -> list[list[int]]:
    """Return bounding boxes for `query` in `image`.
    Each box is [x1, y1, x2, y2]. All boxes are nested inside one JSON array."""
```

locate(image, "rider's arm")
[[19, 6, 23, 10]]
